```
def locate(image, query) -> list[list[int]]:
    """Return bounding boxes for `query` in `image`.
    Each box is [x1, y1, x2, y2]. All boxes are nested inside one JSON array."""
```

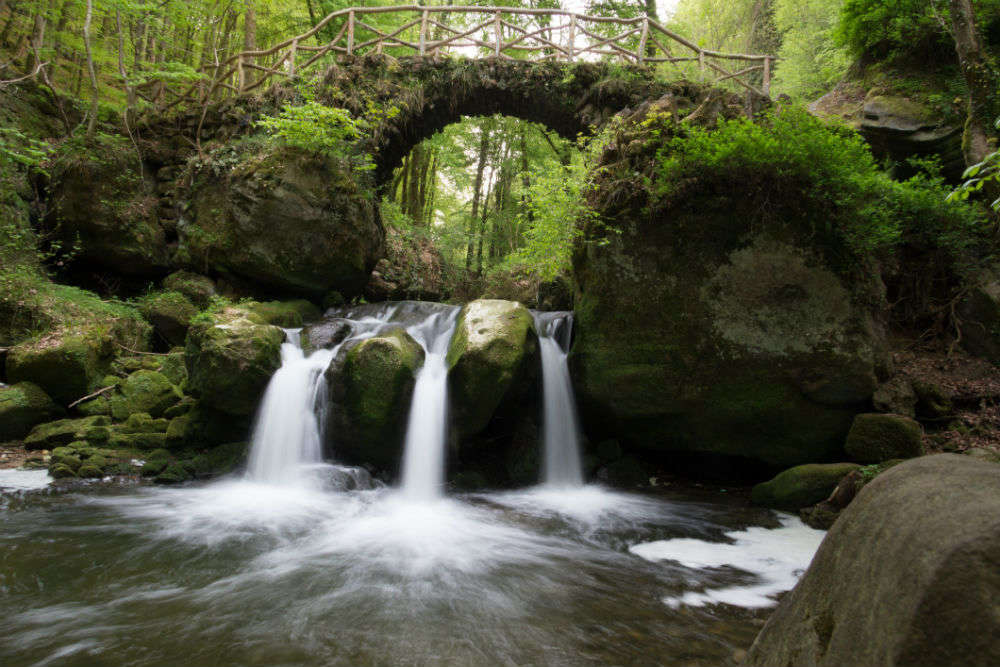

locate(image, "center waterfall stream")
[[0, 302, 826, 667]]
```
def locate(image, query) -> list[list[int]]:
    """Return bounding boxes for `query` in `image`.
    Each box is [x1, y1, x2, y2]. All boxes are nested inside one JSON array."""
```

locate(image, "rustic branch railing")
[[158, 6, 777, 112]]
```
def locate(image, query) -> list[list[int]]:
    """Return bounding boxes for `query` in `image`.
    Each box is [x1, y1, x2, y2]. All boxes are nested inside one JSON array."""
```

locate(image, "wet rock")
[[746, 455, 1000, 667], [752, 462, 862, 511], [184, 306, 284, 416], [0, 382, 64, 441], [303, 320, 352, 351], [845, 413, 924, 463], [326, 328, 424, 472], [446, 299, 539, 438], [162, 271, 217, 308]]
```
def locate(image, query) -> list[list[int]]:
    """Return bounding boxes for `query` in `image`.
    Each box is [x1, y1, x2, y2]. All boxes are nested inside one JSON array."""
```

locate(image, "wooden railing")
[[154, 6, 776, 112]]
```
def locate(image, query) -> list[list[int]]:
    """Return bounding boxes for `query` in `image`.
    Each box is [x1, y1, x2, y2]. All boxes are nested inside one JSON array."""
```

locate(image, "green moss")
[[154, 463, 192, 484], [118, 412, 170, 434], [138, 291, 198, 347], [248, 300, 322, 327], [50, 463, 77, 479], [162, 271, 217, 308], [77, 464, 103, 479], [110, 370, 183, 420], [23, 416, 110, 450], [109, 432, 168, 450], [845, 414, 924, 463], [0, 381, 64, 440], [752, 463, 862, 510]]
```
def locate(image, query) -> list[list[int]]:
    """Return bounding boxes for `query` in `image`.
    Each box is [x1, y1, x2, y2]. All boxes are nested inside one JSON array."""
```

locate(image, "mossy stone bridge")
[[152, 7, 774, 184]]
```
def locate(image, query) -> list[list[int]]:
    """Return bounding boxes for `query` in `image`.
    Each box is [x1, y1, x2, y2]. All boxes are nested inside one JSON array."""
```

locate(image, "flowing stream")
[[0, 301, 827, 667], [533, 311, 585, 488]]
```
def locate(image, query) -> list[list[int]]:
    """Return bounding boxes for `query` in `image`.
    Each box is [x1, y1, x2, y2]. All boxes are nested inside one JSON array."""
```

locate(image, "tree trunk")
[[949, 0, 999, 166], [83, 0, 99, 138], [467, 128, 490, 272], [244, 2, 256, 51], [644, 0, 657, 58]]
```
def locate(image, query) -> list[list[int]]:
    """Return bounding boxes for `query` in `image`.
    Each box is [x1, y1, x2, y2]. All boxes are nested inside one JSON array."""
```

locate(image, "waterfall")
[[246, 329, 336, 485], [534, 312, 584, 488], [399, 307, 460, 500]]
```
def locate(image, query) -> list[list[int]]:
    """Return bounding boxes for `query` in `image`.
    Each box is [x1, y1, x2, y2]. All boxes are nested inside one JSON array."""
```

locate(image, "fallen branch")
[[67, 385, 115, 409], [0, 59, 49, 86]]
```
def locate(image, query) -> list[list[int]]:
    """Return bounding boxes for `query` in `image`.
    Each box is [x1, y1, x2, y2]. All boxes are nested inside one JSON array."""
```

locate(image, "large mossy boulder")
[[571, 103, 889, 468], [138, 291, 198, 346], [109, 370, 183, 420], [23, 416, 111, 450], [248, 299, 322, 327], [184, 307, 284, 416], [745, 455, 1000, 666], [48, 137, 170, 276], [326, 328, 424, 471], [180, 144, 384, 297], [5, 318, 152, 406], [844, 413, 924, 463], [751, 462, 861, 511], [162, 271, 217, 308], [0, 382, 64, 441], [446, 300, 538, 438]]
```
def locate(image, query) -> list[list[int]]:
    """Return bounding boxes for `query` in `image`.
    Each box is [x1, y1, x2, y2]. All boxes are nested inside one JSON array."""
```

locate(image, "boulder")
[[180, 145, 384, 297], [139, 291, 198, 346], [5, 318, 151, 406], [23, 416, 111, 450], [326, 328, 424, 471], [446, 300, 539, 438], [845, 413, 924, 463], [957, 271, 1000, 362], [572, 105, 889, 469], [303, 319, 352, 352], [745, 455, 1000, 667], [110, 370, 183, 420], [871, 376, 917, 418], [0, 382, 64, 441], [751, 463, 861, 511], [162, 271, 217, 308], [184, 307, 284, 416], [49, 138, 170, 276]]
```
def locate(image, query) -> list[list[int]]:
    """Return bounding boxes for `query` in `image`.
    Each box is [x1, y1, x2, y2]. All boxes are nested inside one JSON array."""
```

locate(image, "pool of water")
[[0, 477, 823, 667]]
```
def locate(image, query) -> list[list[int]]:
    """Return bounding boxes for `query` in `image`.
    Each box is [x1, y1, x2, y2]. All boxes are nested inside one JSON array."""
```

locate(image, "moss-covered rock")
[[118, 412, 170, 434], [158, 350, 188, 387], [49, 136, 170, 276], [187, 441, 247, 477], [6, 317, 152, 406], [845, 413, 924, 463], [110, 370, 183, 420], [325, 328, 424, 471], [571, 102, 889, 469], [109, 432, 168, 450], [77, 463, 104, 478], [446, 300, 538, 438], [0, 381, 64, 440], [155, 463, 192, 484], [162, 271, 217, 308], [139, 291, 198, 346], [800, 460, 903, 529], [181, 144, 384, 298], [50, 463, 77, 479], [23, 416, 110, 450], [249, 300, 322, 327], [163, 405, 251, 449], [184, 307, 284, 416], [752, 462, 862, 511]]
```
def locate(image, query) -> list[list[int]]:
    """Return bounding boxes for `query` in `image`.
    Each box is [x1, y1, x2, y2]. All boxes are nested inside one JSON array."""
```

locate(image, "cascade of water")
[[534, 312, 584, 488], [246, 329, 337, 486], [399, 307, 460, 500]]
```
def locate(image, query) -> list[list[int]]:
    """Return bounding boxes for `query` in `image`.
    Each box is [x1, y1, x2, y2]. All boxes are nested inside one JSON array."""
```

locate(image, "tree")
[[948, 0, 999, 167]]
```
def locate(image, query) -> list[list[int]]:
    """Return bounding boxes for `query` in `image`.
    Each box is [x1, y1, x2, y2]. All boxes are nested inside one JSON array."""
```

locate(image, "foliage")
[[771, 0, 850, 99], [948, 118, 1000, 211], [654, 107, 988, 260], [836, 0, 1000, 59], [256, 96, 375, 170]]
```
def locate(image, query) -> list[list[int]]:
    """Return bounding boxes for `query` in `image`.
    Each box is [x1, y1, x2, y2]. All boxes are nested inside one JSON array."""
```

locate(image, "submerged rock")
[[180, 145, 384, 297], [446, 299, 539, 438], [751, 463, 861, 511], [184, 307, 284, 416], [326, 328, 424, 471], [746, 455, 1000, 666], [844, 413, 924, 463], [0, 382, 64, 441]]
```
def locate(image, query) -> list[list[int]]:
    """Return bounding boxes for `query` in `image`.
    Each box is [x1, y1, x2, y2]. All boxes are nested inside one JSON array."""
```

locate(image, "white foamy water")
[[399, 307, 459, 500], [246, 329, 337, 486], [0, 468, 52, 491], [630, 513, 826, 608], [533, 311, 584, 488]]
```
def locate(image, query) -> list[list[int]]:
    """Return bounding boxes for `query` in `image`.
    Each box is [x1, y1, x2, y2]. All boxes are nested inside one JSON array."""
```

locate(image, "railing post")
[[762, 56, 771, 96], [568, 14, 576, 61], [494, 10, 501, 57], [637, 16, 648, 64], [347, 10, 355, 56], [420, 8, 429, 56]]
